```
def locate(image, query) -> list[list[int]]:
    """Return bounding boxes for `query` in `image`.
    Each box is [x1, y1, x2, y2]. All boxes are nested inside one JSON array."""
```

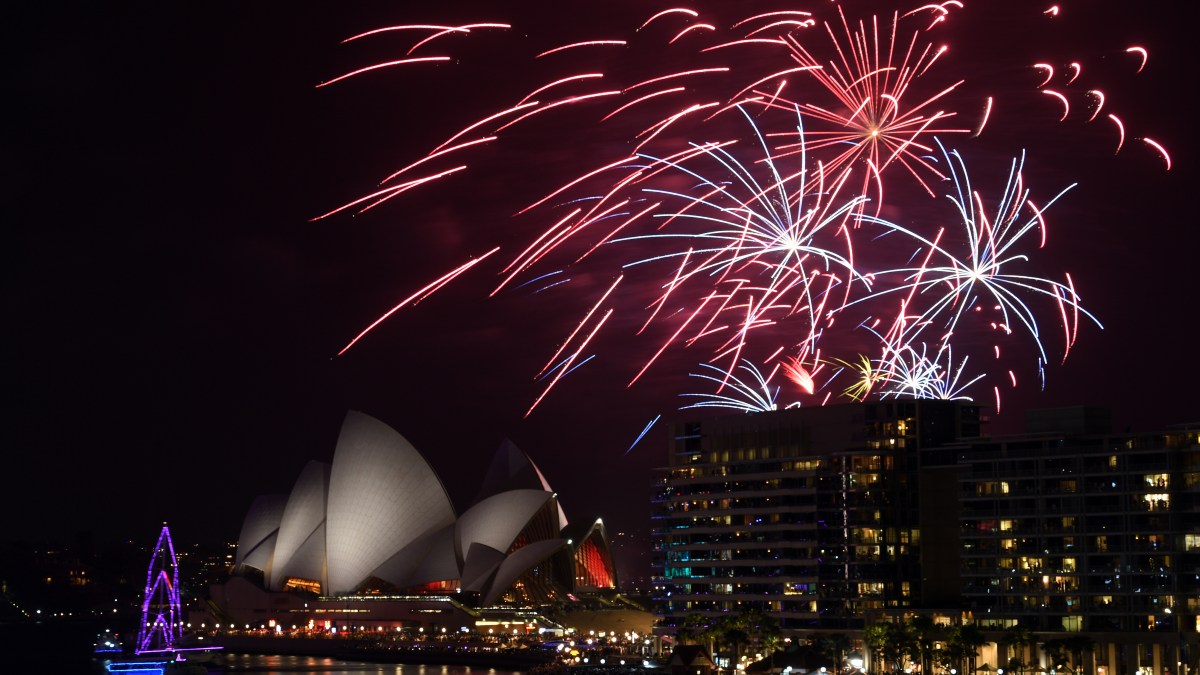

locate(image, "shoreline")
[[207, 634, 560, 670]]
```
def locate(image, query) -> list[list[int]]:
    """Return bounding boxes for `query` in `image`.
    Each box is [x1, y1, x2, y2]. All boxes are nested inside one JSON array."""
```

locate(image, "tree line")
[[676, 613, 1095, 675]]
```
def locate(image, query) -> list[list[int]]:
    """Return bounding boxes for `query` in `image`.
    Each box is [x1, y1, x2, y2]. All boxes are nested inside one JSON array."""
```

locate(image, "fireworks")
[[853, 139, 1101, 368], [768, 8, 969, 203], [322, 1, 1173, 419], [681, 360, 788, 414]]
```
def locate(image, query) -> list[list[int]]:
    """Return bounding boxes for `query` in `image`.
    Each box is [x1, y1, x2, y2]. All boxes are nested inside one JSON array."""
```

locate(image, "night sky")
[[4, 1, 1195, 584]]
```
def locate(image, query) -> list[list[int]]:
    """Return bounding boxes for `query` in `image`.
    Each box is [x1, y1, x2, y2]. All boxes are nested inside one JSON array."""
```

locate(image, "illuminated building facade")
[[568, 519, 617, 592], [223, 411, 616, 623], [954, 408, 1200, 675], [654, 401, 1200, 674], [652, 400, 981, 634]]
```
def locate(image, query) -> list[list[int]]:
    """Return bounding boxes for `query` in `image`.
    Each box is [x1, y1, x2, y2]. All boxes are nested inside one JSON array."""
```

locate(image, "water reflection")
[[213, 653, 517, 675]]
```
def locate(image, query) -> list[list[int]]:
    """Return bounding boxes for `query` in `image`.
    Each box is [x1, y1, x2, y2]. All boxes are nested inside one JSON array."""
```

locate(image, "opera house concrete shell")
[[231, 411, 616, 607]]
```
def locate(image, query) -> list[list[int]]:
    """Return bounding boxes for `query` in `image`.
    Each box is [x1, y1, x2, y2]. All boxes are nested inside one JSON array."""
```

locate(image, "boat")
[[93, 629, 125, 655], [100, 524, 221, 674]]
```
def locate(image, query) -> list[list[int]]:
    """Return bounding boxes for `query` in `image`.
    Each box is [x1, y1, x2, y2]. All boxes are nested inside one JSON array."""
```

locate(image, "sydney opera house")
[[210, 411, 616, 628]]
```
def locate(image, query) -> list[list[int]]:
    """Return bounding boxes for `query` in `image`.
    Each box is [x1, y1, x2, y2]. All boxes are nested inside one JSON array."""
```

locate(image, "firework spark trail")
[[625, 414, 663, 454], [316, 56, 451, 89], [321, 2, 1175, 414], [535, 275, 623, 379], [312, 166, 470, 221], [320, 1, 1171, 221], [680, 360, 783, 413], [319, 4, 969, 221], [685, 334, 982, 414], [875, 341, 985, 401], [1023, 37, 1167, 162], [832, 353, 880, 401], [853, 140, 1101, 368], [319, 2, 1169, 226], [511, 106, 864, 407], [525, 308, 614, 418], [1141, 138, 1172, 170], [337, 247, 500, 356], [764, 9, 971, 205], [600, 107, 876, 381]]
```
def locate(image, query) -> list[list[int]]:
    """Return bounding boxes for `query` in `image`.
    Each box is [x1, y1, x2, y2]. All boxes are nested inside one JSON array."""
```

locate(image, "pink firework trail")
[[321, 1, 1173, 416], [767, 8, 971, 202]]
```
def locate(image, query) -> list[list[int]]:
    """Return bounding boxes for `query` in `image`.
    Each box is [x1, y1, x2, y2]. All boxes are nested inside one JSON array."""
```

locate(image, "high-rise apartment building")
[[953, 407, 1200, 675], [653, 401, 1200, 675], [652, 400, 981, 634]]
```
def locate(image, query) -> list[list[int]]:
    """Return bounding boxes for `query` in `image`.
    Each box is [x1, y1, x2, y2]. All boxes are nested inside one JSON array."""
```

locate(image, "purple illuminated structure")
[[135, 524, 183, 655]]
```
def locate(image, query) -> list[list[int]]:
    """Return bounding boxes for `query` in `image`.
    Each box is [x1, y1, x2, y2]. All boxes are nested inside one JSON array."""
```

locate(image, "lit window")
[[1142, 493, 1170, 510]]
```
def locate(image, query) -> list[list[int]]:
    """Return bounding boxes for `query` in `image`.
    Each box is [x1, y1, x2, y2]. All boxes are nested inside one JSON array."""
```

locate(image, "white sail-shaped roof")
[[271, 522, 326, 591], [456, 489, 553, 562], [369, 523, 457, 589], [229, 411, 597, 603], [482, 538, 569, 605], [240, 531, 277, 575], [404, 524, 461, 587], [235, 494, 287, 568], [476, 440, 569, 530], [460, 542, 506, 592], [269, 461, 330, 590], [325, 411, 456, 595]]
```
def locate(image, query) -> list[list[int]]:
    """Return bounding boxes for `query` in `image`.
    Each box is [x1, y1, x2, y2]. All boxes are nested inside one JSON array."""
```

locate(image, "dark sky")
[[3, 1, 1195, 585]]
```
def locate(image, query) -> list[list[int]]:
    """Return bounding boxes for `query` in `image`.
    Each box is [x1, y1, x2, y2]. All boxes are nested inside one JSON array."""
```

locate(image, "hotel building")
[[954, 407, 1200, 675], [651, 400, 982, 634], [653, 402, 1200, 675]]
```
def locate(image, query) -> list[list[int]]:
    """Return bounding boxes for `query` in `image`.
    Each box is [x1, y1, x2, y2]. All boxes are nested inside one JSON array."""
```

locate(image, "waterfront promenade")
[[192, 624, 661, 673], [211, 633, 559, 669]]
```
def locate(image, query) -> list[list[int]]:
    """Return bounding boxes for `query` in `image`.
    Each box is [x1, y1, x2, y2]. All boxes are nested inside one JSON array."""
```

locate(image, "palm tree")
[[700, 612, 729, 662], [708, 609, 779, 668], [865, 621, 913, 674], [739, 608, 783, 658], [943, 624, 986, 675], [1061, 636, 1095, 675], [909, 615, 937, 675], [958, 625, 987, 674], [864, 622, 892, 674], [1001, 625, 1037, 675], [1041, 638, 1068, 673], [677, 613, 711, 646], [719, 619, 750, 666], [820, 633, 853, 673]]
